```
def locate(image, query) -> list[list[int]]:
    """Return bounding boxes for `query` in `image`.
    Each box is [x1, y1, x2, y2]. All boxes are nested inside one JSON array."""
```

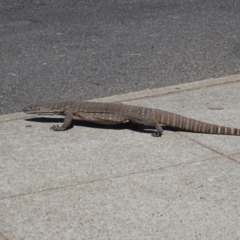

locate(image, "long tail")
[[158, 110, 240, 136]]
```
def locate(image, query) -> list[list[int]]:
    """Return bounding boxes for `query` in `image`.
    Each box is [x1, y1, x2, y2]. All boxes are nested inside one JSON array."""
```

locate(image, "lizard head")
[[22, 103, 63, 115]]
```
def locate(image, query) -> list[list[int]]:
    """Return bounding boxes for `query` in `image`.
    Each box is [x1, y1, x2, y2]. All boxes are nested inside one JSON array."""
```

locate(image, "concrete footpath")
[[0, 75, 240, 240]]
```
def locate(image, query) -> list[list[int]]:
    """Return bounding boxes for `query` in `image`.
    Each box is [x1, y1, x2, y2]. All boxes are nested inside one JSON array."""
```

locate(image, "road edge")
[[1, 74, 240, 122]]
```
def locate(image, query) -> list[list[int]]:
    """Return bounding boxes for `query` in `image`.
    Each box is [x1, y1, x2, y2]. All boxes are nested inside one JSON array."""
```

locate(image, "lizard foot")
[[50, 125, 67, 131], [152, 124, 163, 137], [151, 130, 162, 137]]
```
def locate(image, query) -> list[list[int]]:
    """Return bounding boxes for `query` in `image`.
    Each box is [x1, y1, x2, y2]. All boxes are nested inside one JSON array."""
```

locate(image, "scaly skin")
[[23, 101, 240, 137]]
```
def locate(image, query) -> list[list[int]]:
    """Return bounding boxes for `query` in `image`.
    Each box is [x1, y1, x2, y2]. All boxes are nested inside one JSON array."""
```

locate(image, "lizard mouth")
[[22, 106, 62, 115]]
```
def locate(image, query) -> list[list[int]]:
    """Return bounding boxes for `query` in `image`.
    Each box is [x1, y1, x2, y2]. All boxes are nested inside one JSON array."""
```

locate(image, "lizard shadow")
[[25, 117, 182, 134]]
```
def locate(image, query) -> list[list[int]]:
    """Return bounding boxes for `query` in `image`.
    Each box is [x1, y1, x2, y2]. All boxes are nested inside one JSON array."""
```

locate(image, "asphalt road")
[[1, 0, 240, 115]]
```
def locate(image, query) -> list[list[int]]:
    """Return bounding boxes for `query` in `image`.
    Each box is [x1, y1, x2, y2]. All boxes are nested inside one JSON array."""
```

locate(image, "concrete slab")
[[128, 81, 240, 155], [1, 118, 221, 199], [230, 154, 240, 164], [0, 235, 7, 240], [128, 81, 240, 131], [0, 75, 240, 239], [0, 158, 239, 239]]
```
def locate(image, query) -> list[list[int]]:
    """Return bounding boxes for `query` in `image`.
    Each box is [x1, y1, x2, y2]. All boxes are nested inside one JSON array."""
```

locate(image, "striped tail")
[[159, 111, 240, 136]]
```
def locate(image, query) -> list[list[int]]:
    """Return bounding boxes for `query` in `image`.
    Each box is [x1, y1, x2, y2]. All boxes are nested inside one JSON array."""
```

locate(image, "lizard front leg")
[[152, 124, 163, 137], [50, 108, 73, 131]]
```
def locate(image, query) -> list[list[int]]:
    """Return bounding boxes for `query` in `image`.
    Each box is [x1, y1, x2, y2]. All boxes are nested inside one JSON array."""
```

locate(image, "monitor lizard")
[[23, 101, 240, 137]]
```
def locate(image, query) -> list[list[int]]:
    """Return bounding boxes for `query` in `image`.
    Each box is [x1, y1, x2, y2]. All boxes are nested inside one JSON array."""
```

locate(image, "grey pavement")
[[1, 0, 240, 115], [0, 75, 240, 239]]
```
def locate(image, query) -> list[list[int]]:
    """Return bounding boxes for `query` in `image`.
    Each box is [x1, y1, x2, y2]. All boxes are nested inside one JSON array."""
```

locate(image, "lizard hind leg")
[[152, 124, 163, 137]]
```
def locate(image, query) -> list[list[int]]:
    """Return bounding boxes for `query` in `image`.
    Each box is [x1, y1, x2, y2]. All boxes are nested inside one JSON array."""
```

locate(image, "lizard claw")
[[50, 125, 65, 131], [151, 130, 162, 137]]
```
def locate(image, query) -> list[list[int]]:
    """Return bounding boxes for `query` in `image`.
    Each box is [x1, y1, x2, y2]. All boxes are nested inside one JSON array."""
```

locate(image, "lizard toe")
[[151, 130, 162, 137]]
